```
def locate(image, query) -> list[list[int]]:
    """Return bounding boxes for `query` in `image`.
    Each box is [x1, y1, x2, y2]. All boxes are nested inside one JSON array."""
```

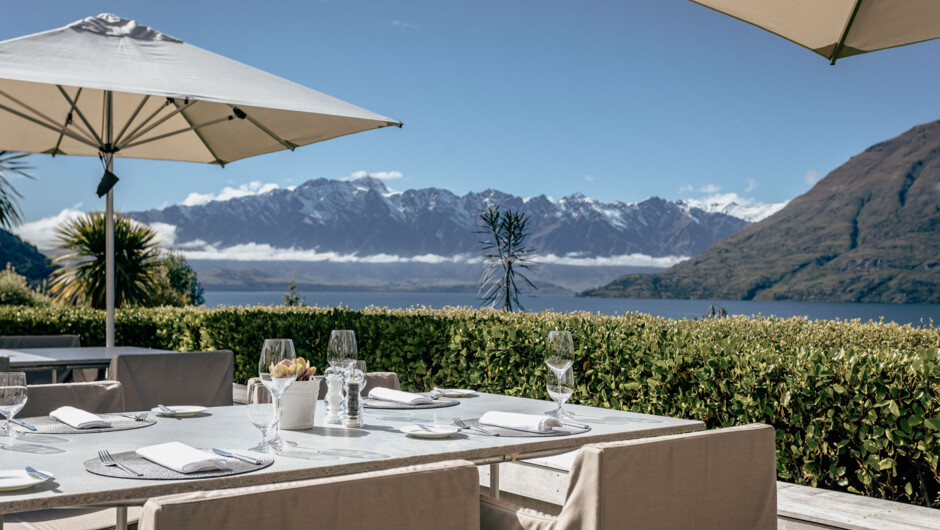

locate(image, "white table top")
[[0, 392, 703, 514], [3, 346, 174, 369]]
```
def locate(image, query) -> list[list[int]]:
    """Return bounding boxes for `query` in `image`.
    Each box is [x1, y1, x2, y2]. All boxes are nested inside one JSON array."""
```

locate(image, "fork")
[[122, 412, 150, 422], [453, 417, 499, 436], [98, 449, 143, 476]]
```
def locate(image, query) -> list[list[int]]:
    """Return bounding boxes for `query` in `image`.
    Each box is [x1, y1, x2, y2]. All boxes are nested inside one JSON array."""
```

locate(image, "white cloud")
[[699, 183, 721, 194], [345, 170, 403, 181], [182, 181, 280, 207], [389, 20, 418, 29], [678, 184, 694, 193], [12, 208, 84, 251], [147, 222, 178, 248], [681, 192, 788, 223], [537, 253, 688, 268], [584, 174, 594, 182], [744, 178, 758, 193], [802, 170, 821, 186]]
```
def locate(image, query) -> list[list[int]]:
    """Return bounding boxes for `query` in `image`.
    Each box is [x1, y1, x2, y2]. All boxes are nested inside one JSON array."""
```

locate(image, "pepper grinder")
[[343, 369, 364, 427], [324, 371, 344, 425]]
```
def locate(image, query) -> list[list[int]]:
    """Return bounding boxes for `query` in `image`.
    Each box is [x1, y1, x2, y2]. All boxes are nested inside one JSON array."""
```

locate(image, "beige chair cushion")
[[139, 460, 480, 530], [3, 506, 143, 530], [480, 423, 777, 530], [242, 371, 400, 402], [0, 335, 81, 348], [109, 351, 233, 411], [20, 381, 125, 417]]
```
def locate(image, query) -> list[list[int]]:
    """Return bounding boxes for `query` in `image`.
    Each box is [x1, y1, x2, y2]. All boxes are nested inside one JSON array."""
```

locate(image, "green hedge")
[[0, 304, 938, 507]]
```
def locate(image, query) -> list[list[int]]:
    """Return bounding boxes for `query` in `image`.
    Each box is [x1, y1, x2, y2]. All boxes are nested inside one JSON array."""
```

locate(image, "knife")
[[10, 418, 37, 431], [212, 448, 263, 465], [157, 404, 178, 414], [560, 419, 590, 429], [25, 466, 54, 481]]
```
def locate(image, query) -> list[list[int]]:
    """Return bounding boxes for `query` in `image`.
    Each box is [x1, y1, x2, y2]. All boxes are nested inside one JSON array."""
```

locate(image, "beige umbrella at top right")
[[689, 0, 940, 64]]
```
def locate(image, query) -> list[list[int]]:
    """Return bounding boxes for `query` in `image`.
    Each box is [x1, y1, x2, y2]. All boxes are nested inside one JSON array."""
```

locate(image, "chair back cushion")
[[21, 381, 125, 417], [555, 423, 776, 529], [0, 355, 8, 372], [315, 371, 401, 399], [0, 335, 81, 348], [109, 351, 233, 411], [139, 460, 480, 530]]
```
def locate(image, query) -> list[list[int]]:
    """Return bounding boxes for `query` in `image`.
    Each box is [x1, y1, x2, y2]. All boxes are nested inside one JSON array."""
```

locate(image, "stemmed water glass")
[[544, 331, 574, 414], [545, 368, 575, 420], [327, 330, 357, 371], [259, 339, 296, 450], [0, 373, 27, 445], [246, 381, 279, 453]]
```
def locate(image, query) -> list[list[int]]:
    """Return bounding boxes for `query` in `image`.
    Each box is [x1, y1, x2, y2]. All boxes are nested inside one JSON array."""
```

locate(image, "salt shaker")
[[324, 371, 344, 425]]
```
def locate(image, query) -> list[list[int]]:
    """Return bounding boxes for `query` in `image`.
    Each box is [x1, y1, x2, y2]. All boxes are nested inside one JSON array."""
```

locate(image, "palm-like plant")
[[49, 212, 161, 309], [0, 151, 34, 229], [478, 206, 538, 311]]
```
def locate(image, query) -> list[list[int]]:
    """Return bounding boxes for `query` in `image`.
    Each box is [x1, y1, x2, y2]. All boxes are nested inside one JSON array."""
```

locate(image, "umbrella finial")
[[69, 13, 182, 43]]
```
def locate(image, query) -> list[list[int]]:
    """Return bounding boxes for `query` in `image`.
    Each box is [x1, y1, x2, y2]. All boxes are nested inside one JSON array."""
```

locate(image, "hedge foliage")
[[0, 304, 938, 507]]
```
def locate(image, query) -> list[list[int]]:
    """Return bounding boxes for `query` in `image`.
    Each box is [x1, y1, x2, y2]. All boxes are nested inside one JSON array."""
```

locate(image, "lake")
[[203, 291, 940, 327]]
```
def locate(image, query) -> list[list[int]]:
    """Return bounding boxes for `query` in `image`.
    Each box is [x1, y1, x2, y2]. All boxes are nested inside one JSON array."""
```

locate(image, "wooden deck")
[[480, 456, 940, 529]]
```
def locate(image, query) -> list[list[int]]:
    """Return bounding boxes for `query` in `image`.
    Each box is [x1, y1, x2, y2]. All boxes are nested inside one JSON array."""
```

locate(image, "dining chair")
[[0, 334, 83, 383], [479, 423, 777, 529], [138, 460, 481, 530], [239, 371, 400, 404], [20, 380, 125, 417], [6, 380, 139, 530], [109, 350, 233, 411]]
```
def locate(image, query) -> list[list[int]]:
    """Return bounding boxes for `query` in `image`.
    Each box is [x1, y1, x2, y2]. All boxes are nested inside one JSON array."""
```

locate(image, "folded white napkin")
[[368, 387, 433, 405], [49, 406, 111, 429], [479, 411, 563, 433], [136, 442, 229, 474]]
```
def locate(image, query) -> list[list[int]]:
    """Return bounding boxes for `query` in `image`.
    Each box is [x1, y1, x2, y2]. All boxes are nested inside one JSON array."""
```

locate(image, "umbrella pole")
[[105, 92, 115, 348]]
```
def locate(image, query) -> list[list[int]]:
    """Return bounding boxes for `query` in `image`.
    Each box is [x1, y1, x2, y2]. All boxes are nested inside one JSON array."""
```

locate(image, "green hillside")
[[0, 229, 53, 285], [584, 121, 940, 303]]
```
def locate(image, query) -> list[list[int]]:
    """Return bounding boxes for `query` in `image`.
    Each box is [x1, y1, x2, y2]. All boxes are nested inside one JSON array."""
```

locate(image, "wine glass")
[[545, 368, 575, 419], [0, 373, 28, 444], [327, 330, 357, 370], [259, 339, 296, 450], [545, 331, 574, 379], [246, 381, 279, 453], [355, 360, 368, 396]]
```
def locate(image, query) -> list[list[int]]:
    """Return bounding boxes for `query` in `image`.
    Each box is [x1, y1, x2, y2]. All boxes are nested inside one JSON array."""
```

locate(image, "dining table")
[[2, 346, 175, 383], [0, 391, 704, 529]]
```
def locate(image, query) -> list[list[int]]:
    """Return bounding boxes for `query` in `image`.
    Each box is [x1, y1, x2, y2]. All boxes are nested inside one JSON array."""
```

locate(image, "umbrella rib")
[[228, 105, 297, 151], [118, 100, 177, 149], [830, 0, 864, 65], [117, 99, 195, 150], [0, 99, 98, 150], [121, 115, 233, 151], [167, 99, 227, 165], [56, 85, 103, 147], [51, 87, 85, 155], [112, 95, 151, 148]]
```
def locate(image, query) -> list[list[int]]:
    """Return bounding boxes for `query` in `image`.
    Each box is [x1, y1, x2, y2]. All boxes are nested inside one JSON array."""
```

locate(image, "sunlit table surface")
[[0, 392, 704, 517]]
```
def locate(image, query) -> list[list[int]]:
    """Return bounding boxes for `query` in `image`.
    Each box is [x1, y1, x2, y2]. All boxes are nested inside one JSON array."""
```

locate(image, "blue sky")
[[4, 0, 940, 230]]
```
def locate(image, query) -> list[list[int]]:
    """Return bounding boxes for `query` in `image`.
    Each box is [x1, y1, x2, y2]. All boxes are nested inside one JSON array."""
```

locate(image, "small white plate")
[[0, 469, 51, 492], [399, 425, 460, 438], [435, 388, 477, 398], [150, 406, 207, 417]]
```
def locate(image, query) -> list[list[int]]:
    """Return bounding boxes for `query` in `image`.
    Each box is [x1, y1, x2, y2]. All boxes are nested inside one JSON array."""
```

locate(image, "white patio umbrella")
[[0, 14, 400, 346], [689, 0, 940, 64]]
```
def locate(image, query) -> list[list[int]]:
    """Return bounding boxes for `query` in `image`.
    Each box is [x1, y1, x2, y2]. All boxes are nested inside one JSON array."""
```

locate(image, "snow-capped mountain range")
[[129, 177, 773, 265]]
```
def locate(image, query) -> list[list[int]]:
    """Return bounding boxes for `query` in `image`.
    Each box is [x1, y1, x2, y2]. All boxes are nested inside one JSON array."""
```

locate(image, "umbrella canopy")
[[690, 0, 940, 64], [0, 14, 401, 346]]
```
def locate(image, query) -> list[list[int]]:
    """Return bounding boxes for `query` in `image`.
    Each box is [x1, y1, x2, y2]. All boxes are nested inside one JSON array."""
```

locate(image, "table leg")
[[51, 369, 58, 384], [489, 463, 500, 499], [116, 506, 127, 530]]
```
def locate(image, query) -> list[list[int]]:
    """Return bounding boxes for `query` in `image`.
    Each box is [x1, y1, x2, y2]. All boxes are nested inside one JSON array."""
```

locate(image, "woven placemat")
[[460, 418, 591, 437], [363, 397, 459, 410], [84, 448, 274, 480], [16, 414, 156, 435]]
